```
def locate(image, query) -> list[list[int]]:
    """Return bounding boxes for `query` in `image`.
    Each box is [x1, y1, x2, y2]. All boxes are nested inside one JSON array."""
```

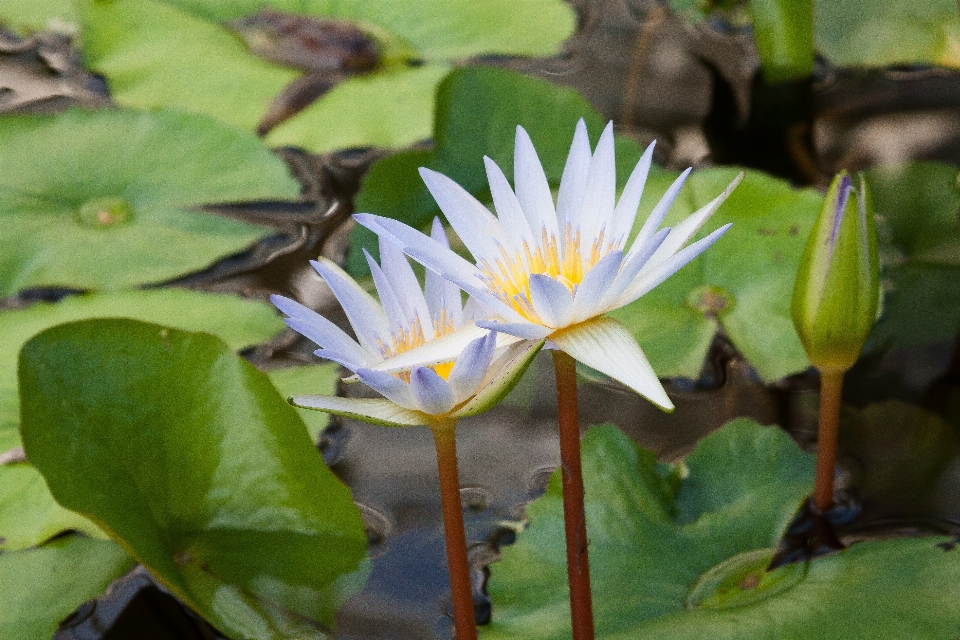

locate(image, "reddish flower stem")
[[429, 419, 477, 640], [813, 367, 845, 512], [551, 350, 595, 640]]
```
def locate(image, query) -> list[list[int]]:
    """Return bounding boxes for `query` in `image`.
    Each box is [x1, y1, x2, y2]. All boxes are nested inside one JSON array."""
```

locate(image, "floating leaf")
[[78, 0, 575, 153], [0, 0, 75, 33], [866, 161, 960, 346], [20, 319, 368, 639], [0, 108, 299, 296], [484, 420, 960, 639], [349, 66, 647, 275], [266, 363, 341, 441], [1, 288, 285, 449], [0, 535, 135, 640], [0, 463, 106, 552], [815, 0, 960, 69]]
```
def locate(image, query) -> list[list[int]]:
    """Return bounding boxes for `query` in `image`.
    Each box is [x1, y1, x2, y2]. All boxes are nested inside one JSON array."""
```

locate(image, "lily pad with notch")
[[0, 107, 300, 297], [19, 319, 369, 639]]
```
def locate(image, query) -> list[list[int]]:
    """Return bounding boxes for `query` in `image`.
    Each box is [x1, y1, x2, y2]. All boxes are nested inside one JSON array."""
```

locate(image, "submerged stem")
[[813, 367, 845, 512], [551, 350, 595, 640], [429, 419, 477, 640]]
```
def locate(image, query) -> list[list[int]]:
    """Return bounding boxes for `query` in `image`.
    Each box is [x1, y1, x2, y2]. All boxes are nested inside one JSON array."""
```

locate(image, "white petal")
[[310, 259, 388, 354], [425, 218, 465, 326], [610, 140, 656, 246], [419, 167, 503, 259], [446, 332, 497, 403], [556, 119, 592, 229], [571, 250, 623, 323], [365, 249, 407, 331], [550, 317, 673, 410], [410, 367, 456, 415], [312, 348, 363, 370], [356, 368, 415, 409], [599, 227, 669, 311], [271, 295, 371, 367], [641, 172, 742, 271], [614, 223, 732, 308], [476, 320, 552, 340], [625, 167, 691, 263], [378, 236, 431, 329], [289, 395, 424, 427], [514, 126, 560, 239], [485, 155, 535, 251], [452, 339, 544, 418], [529, 274, 575, 328], [575, 121, 616, 243]]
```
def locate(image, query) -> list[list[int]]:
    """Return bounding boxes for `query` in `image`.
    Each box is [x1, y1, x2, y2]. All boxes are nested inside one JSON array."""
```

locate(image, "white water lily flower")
[[355, 120, 742, 411], [271, 221, 541, 426]]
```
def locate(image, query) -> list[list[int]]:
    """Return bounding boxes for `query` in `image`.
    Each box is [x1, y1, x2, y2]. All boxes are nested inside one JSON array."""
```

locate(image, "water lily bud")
[[791, 172, 879, 372]]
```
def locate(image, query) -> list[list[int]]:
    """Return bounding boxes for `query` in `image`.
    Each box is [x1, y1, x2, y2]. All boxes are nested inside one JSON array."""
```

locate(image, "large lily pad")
[[0, 107, 299, 296], [483, 420, 960, 639], [0, 535, 135, 640], [19, 319, 368, 639], [815, 0, 960, 69], [266, 363, 341, 442], [0, 0, 75, 33], [78, 0, 575, 153]]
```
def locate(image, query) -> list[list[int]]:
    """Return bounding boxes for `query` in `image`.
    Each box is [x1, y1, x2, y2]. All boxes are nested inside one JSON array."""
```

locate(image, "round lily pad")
[[0, 107, 300, 296], [483, 420, 960, 639], [77, 0, 575, 153], [19, 319, 368, 638]]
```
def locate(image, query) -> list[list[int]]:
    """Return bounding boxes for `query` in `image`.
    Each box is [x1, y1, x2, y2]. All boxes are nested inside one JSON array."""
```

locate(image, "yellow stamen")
[[377, 311, 460, 381]]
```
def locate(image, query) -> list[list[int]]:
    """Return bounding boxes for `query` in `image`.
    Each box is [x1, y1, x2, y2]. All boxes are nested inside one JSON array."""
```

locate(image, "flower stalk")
[[429, 418, 478, 640], [552, 350, 595, 640], [811, 368, 844, 512]]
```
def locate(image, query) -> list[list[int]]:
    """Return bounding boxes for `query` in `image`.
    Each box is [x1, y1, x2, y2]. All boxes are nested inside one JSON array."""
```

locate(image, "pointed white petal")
[[419, 167, 503, 258], [424, 217, 464, 324], [356, 368, 415, 409], [310, 258, 388, 354], [642, 172, 743, 270], [409, 367, 456, 415], [378, 236, 432, 329], [446, 332, 497, 403], [615, 223, 732, 308], [529, 274, 575, 328], [556, 119, 592, 229], [271, 295, 371, 367], [476, 319, 552, 340], [626, 167, 691, 262], [484, 155, 534, 251], [610, 140, 656, 246], [598, 227, 669, 311], [365, 249, 407, 330], [575, 121, 616, 243], [312, 348, 363, 370], [514, 126, 560, 239], [550, 317, 673, 410], [452, 339, 544, 418], [571, 250, 623, 323], [289, 395, 425, 427]]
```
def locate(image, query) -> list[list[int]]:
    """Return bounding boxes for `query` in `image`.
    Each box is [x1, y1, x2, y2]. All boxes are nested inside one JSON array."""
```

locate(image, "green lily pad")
[[1, 288, 285, 450], [266, 363, 341, 442], [611, 167, 821, 381], [19, 318, 368, 639], [815, 0, 960, 69], [483, 419, 815, 638], [0, 535, 135, 640], [0, 463, 107, 552], [866, 161, 960, 347], [0, 0, 76, 33], [348, 66, 648, 275], [484, 420, 960, 639], [0, 107, 299, 296], [78, 0, 575, 153]]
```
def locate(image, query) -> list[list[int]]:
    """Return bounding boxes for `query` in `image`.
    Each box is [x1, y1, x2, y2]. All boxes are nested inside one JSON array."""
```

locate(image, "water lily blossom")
[[356, 119, 742, 410], [270, 221, 541, 426]]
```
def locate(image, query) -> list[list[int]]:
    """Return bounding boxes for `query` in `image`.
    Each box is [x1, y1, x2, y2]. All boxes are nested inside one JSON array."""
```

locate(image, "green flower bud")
[[791, 172, 880, 372]]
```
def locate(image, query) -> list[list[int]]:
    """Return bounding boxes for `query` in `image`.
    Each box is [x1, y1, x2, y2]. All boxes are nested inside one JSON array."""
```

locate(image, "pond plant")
[[5, 1, 960, 639]]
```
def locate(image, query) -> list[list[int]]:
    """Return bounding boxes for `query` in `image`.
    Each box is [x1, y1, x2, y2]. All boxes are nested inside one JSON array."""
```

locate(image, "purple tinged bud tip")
[[830, 174, 853, 249]]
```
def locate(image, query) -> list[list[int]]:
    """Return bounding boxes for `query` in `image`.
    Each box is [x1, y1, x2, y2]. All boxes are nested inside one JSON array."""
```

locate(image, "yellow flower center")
[[478, 225, 617, 323], [376, 309, 457, 380]]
